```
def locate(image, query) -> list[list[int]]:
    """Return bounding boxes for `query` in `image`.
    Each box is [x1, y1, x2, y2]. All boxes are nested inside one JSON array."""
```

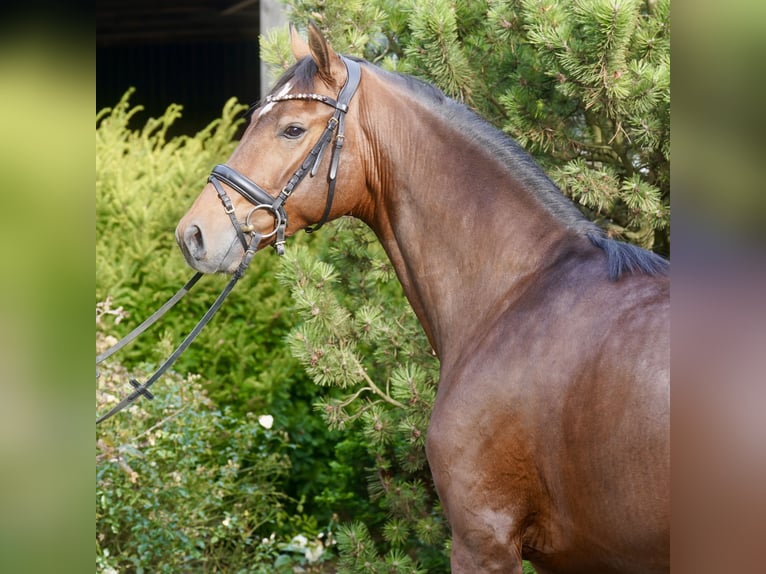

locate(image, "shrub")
[[95, 88, 296, 414], [96, 91, 354, 527], [276, 222, 450, 572], [96, 319, 293, 572]]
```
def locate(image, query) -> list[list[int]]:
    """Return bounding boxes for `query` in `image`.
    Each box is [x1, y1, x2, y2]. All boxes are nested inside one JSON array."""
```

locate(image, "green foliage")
[[335, 521, 426, 574], [96, 324, 294, 572], [264, 0, 670, 252], [97, 315, 348, 573], [276, 0, 390, 58], [96, 89, 294, 413], [403, 0, 477, 102], [96, 91, 355, 528], [276, 222, 449, 571]]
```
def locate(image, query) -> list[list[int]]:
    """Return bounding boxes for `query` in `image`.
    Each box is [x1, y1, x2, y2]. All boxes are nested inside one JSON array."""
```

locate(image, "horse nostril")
[[183, 224, 206, 259]]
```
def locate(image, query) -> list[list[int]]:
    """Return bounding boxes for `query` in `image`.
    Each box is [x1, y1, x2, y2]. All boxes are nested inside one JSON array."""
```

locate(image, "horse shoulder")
[[426, 263, 669, 572]]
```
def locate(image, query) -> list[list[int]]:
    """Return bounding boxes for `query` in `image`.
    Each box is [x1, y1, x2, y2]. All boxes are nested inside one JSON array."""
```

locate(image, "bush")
[[96, 319, 292, 572], [96, 90, 357, 528], [96, 309, 348, 573], [95, 88, 296, 414]]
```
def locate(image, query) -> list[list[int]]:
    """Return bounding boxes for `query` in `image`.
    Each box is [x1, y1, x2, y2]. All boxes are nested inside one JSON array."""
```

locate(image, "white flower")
[[290, 534, 308, 548], [258, 414, 274, 429], [305, 540, 324, 563], [222, 516, 231, 527]]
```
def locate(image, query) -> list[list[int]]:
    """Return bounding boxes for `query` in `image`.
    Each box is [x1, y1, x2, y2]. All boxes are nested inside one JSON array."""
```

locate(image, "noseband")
[[209, 56, 362, 256]]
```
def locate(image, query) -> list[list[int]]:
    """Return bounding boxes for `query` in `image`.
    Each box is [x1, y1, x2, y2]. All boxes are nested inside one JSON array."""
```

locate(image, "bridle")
[[96, 56, 362, 425], [209, 55, 362, 255]]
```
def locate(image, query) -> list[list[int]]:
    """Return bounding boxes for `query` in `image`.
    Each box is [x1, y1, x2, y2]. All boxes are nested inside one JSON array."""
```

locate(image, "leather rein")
[[96, 56, 362, 425]]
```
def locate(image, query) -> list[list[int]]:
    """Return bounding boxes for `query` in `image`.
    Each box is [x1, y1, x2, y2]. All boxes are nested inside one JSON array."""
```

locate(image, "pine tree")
[[276, 222, 448, 571], [263, 2, 670, 571]]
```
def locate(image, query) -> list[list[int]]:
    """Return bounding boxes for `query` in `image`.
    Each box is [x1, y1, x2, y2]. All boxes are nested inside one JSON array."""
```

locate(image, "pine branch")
[[354, 357, 406, 409]]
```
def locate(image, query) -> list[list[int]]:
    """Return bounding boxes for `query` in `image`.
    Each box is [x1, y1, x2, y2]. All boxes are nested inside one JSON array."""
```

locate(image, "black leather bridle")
[[96, 56, 362, 425], [209, 55, 362, 255]]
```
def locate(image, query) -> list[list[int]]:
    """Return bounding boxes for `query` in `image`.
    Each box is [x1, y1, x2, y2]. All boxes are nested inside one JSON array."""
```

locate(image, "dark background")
[[97, 0, 263, 135]]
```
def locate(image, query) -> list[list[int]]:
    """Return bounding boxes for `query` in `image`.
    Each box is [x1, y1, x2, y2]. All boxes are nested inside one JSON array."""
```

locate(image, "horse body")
[[176, 24, 669, 573]]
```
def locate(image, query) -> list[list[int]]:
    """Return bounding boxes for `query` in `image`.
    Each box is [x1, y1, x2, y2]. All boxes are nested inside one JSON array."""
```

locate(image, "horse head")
[[176, 23, 368, 274]]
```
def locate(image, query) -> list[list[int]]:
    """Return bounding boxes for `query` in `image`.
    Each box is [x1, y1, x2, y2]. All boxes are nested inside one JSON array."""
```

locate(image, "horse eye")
[[283, 125, 306, 139]]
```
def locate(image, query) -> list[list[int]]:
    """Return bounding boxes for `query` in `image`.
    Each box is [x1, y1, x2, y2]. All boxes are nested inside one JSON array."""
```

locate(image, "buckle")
[[129, 378, 154, 400]]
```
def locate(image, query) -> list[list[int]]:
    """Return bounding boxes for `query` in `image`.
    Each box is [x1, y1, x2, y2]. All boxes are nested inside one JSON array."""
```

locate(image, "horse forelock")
[[275, 57, 319, 94], [246, 57, 320, 118]]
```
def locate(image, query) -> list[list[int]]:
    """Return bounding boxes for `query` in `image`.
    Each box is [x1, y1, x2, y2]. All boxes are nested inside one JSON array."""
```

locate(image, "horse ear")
[[307, 21, 345, 88], [289, 23, 310, 61]]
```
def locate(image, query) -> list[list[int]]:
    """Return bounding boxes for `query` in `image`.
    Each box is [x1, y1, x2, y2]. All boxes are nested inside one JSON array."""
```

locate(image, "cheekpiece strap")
[[305, 56, 362, 233]]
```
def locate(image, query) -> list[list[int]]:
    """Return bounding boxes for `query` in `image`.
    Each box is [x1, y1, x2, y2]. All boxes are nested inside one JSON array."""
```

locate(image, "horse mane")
[[376, 66, 668, 280], [259, 56, 668, 280]]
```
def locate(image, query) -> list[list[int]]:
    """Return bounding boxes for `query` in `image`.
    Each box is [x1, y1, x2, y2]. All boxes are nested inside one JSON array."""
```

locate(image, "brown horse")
[[176, 24, 669, 574]]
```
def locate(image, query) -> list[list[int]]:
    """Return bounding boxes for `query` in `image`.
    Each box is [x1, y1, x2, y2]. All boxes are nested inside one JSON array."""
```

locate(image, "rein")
[[96, 233, 262, 425], [96, 56, 362, 425]]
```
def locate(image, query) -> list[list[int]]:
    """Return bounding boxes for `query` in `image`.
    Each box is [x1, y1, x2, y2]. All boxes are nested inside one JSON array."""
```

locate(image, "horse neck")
[[355, 76, 583, 360]]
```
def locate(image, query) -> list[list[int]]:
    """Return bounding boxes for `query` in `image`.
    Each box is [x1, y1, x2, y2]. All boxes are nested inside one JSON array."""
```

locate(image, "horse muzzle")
[[175, 216, 244, 275]]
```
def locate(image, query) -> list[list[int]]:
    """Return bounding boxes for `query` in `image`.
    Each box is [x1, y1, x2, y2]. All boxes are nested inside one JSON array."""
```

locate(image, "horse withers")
[[176, 23, 669, 574]]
